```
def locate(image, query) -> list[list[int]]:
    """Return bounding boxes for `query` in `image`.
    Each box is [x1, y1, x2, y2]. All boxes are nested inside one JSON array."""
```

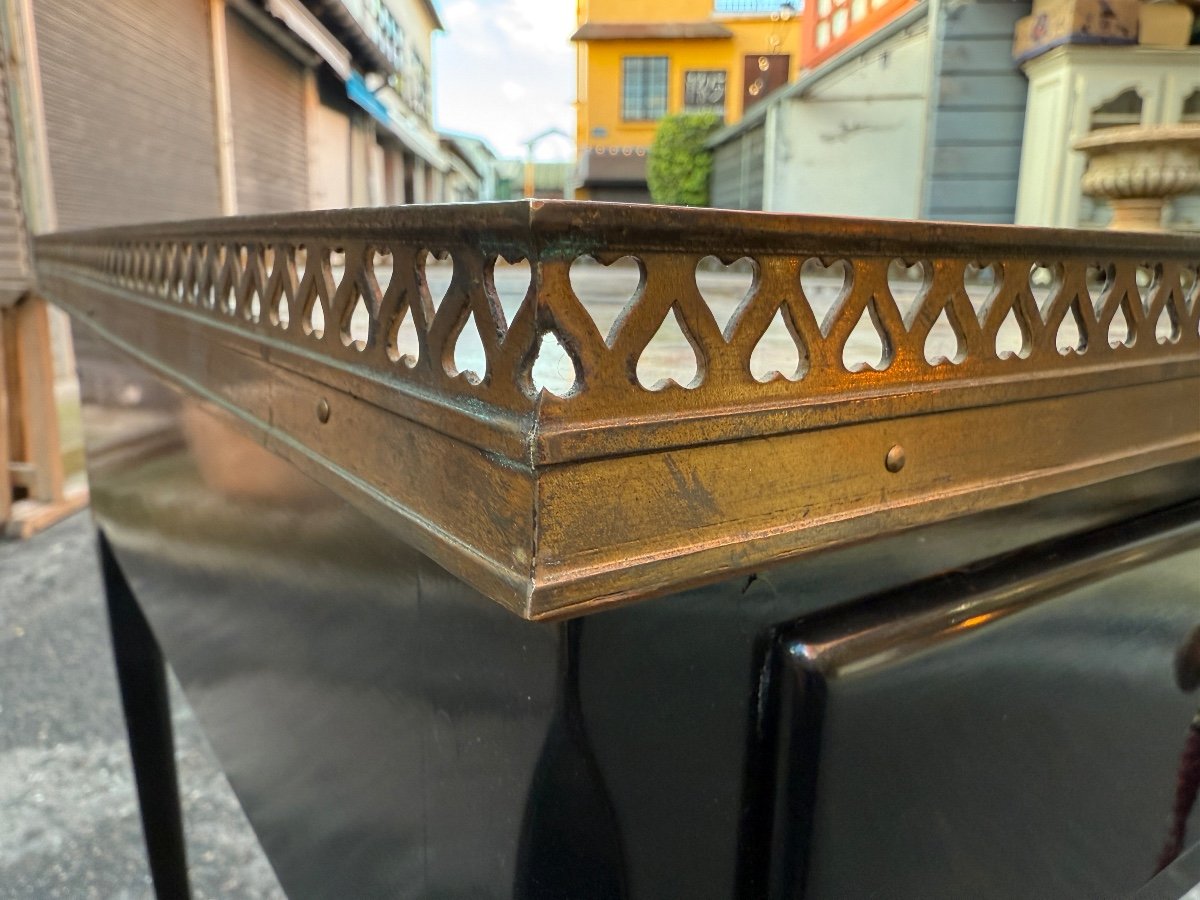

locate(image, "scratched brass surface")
[[33, 201, 1200, 618]]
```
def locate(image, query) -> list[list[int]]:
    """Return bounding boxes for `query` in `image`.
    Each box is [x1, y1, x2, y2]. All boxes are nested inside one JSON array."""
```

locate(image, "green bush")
[[647, 112, 722, 207]]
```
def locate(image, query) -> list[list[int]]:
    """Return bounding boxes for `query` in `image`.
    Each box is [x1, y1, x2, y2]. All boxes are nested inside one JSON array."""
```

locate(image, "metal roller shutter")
[[34, 0, 221, 229], [0, 59, 31, 304], [226, 8, 309, 214]]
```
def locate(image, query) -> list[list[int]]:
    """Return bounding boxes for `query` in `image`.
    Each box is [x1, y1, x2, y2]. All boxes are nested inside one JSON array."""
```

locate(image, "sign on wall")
[[684, 70, 727, 116], [742, 54, 790, 111]]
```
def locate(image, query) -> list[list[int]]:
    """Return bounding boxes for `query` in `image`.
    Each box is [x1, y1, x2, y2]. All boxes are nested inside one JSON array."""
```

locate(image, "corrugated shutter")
[[226, 8, 308, 214], [710, 125, 764, 211], [0, 58, 31, 304], [34, 0, 221, 229]]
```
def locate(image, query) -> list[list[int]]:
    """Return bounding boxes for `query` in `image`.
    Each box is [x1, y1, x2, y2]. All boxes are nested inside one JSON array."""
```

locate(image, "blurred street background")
[[0, 0, 1197, 895]]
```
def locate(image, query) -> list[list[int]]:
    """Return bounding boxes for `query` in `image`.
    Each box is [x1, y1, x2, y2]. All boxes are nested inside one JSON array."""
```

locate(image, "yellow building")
[[572, 0, 802, 201]]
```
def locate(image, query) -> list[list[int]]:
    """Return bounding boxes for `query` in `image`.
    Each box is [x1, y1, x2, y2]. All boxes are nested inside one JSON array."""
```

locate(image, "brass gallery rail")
[[33, 201, 1200, 619]]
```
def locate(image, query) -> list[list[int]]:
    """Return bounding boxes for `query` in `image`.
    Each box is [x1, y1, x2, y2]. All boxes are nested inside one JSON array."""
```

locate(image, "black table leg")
[[98, 531, 191, 899]]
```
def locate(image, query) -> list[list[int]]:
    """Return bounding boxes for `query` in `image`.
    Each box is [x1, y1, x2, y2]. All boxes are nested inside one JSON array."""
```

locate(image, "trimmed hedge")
[[647, 112, 722, 207]]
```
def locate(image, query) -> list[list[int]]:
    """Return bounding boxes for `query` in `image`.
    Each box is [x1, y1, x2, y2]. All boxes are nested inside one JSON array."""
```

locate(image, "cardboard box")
[[1012, 0, 1140, 63]]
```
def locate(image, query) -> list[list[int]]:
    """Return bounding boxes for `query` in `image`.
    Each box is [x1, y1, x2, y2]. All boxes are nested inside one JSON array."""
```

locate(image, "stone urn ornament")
[[1074, 124, 1200, 231]]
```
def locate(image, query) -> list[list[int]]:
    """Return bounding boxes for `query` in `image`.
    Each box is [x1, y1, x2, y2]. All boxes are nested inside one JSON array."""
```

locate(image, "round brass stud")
[[885, 444, 905, 473], [316, 398, 331, 423]]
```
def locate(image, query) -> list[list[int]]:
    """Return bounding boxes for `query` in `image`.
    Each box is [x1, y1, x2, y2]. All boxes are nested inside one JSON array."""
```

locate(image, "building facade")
[[0, 0, 469, 534], [8, 0, 453, 226], [709, 0, 1032, 223], [572, 0, 803, 201]]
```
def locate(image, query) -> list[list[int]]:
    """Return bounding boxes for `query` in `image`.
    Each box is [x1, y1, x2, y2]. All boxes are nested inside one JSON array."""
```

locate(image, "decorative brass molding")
[[35, 201, 1200, 619]]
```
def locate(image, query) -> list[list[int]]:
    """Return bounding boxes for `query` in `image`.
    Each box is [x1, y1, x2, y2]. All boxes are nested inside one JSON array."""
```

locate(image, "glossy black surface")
[[76, 322, 1200, 898]]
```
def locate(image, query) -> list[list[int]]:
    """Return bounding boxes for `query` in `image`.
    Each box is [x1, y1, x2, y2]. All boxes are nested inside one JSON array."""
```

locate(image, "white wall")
[[767, 23, 932, 218]]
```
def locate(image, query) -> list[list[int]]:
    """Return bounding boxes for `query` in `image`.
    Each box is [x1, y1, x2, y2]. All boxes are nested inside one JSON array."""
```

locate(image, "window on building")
[[622, 57, 669, 121]]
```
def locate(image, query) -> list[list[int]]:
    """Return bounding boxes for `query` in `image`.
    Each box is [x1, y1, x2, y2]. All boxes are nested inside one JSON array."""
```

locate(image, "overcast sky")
[[432, 0, 576, 161]]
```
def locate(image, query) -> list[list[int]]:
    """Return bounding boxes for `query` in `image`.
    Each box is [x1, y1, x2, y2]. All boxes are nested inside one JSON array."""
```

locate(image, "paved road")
[[0, 512, 283, 899]]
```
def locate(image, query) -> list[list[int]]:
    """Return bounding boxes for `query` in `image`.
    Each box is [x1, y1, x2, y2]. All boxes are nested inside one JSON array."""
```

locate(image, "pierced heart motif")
[[995, 305, 1031, 360], [924, 307, 965, 365], [450, 309, 488, 383], [842, 304, 889, 372], [800, 257, 849, 333], [1056, 305, 1085, 355], [1029, 263, 1058, 320], [306, 296, 326, 339], [341, 290, 370, 351], [296, 245, 331, 339], [1136, 264, 1157, 313], [963, 262, 999, 318], [1179, 265, 1198, 313], [387, 306, 421, 367], [1108, 303, 1134, 348], [749, 307, 806, 382], [419, 249, 454, 313], [530, 330, 579, 397], [696, 255, 756, 333], [1085, 264, 1111, 315], [368, 247, 395, 305], [887, 259, 927, 326], [636, 306, 701, 390], [570, 254, 642, 344], [488, 256, 531, 326], [1155, 303, 1180, 345]]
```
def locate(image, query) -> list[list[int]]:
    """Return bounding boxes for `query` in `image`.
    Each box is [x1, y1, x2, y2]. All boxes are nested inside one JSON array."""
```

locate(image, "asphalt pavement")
[[0, 511, 284, 899]]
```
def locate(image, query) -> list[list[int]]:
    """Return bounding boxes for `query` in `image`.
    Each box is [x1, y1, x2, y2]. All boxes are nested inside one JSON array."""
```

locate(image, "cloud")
[[433, 0, 576, 159], [500, 80, 527, 102]]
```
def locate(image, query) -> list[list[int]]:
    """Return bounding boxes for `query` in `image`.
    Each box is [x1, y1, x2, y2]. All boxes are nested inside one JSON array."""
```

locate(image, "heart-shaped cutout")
[[530, 330, 579, 397], [1108, 302, 1134, 348], [387, 305, 420, 367], [1056, 305, 1085, 355], [370, 247, 395, 305], [842, 304, 889, 372], [887, 258, 927, 325], [963, 262, 998, 318], [341, 289, 371, 351], [1136, 264, 1158, 314], [1155, 303, 1180, 344], [749, 307, 806, 382], [800, 257, 849, 333], [636, 306, 701, 390], [1179, 265, 1198, 311], [1029, 263, 1058, 320], [419, 249, 454, 313], [1085, 264, 1111, 316], [695, 255, 756, 333], [570, 254, 642, 344], [488, 255, 531, 326], [995, 304, 1030, 360], [451, 309, 487, 383], [924, 307, 965, 365]]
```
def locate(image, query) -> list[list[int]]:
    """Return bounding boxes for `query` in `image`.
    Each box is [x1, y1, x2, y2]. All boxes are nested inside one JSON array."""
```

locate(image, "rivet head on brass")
[[885, 444, 905, 473], [316, 398, 331, 423]]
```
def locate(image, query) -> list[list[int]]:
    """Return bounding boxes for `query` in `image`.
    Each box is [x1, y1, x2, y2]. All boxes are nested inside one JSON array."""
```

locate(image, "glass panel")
[[832, 7, 849, 36], [621, 57, 669, 120]]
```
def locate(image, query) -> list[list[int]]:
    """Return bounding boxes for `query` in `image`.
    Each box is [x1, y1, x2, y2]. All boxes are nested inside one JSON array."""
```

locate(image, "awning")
[[571, 22, 733, 40], [346, 72, 391, 124], [264, 0, 351, 79], [576, 147, 648, 187]]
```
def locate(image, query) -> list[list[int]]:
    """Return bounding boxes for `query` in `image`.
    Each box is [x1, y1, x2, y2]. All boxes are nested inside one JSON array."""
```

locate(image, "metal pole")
[[210, 0, 238, 215]]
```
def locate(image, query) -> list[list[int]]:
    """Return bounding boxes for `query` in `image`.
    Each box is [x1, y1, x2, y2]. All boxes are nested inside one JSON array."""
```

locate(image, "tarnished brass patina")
[[33, 201, 1200, 619]]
